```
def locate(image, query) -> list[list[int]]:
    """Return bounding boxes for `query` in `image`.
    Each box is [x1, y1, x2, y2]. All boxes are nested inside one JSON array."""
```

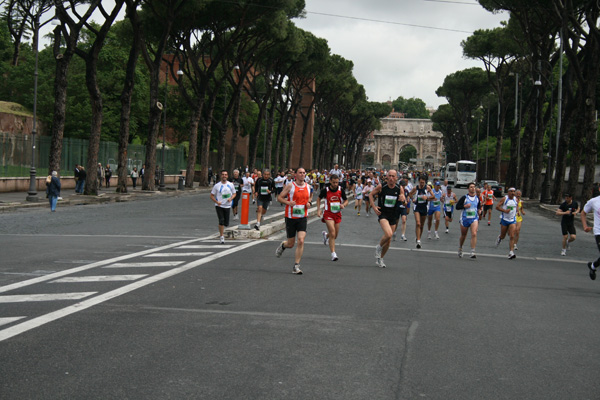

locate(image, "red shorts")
[[322, 210, 342, 224]]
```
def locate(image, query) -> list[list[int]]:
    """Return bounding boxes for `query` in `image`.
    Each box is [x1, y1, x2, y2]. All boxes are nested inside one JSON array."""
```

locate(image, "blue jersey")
[[429, 189, 442, 211], [460, 195, 480, 225]]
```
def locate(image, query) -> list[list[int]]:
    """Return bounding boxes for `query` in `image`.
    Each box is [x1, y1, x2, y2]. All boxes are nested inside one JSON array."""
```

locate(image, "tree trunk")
[[48, 54, 71, 173], [83, 55, 103, 196], [227, 92, 241, 173], [185, 102, 203, 188], [198, 91, 218, 186], [264, 100, 276, 169]]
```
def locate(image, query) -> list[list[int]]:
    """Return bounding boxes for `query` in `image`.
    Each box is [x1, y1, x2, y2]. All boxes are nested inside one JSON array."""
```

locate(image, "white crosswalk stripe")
[[0, 292, 97, 303], [175, 245, 234, 249], [103, 261, 185, 268], [50, 275, 148, 283], [0, 317, 26, 327], [143, 252, 213, 257]]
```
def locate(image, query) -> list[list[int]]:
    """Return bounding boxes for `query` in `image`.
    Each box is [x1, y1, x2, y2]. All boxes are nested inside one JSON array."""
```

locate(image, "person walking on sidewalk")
[[581, 184, 600, 280], [456, 182, 481, 258], [46, 171, 61, 212], [275, 167, 313, 275], [369, 169, 404, 268], [105, 164, 112, 188], [317, 174, 348, 261], [557, 193, 579, 256], [254, 169, 275, 230], [495, 187, 519, 259], [210, 170, 237, 244]]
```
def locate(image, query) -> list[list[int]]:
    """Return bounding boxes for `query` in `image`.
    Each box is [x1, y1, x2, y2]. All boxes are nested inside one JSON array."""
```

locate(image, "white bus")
[[455, 160, 477, 188], [445, 163, 456, 184]]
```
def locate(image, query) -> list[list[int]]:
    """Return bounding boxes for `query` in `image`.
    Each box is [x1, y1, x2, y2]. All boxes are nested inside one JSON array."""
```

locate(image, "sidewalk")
[[0, 183, 211, 212]]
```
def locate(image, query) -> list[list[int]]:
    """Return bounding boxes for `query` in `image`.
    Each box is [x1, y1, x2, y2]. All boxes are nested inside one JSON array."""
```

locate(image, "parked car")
[[480, 180, 503, 197]]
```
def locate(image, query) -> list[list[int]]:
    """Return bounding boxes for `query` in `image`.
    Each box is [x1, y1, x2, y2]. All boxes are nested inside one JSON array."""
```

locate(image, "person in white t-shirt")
[[581, 184, 600, 280], [242, 171, 255, 201], [274, 171, 286, 206], [210, 170, 237, 244]]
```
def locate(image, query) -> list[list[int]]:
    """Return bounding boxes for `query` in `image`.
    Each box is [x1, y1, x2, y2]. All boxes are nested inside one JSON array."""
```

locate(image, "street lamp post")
[[26, 14, 41, 202]]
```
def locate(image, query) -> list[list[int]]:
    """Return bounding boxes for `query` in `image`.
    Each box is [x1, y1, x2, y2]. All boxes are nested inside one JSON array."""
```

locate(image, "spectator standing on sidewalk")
[[131, 167, 139, 189], [74, 164, 81, 193], [97, 163, 103, 191], [46, 171, 61, 212], [105, 164, 113, 188], [77, 166, 86, 194]]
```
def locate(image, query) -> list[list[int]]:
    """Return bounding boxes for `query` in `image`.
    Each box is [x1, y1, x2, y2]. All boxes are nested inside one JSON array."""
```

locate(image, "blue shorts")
[[460, 219, 477, 228], [500, 219, 516, 227], [428, 207, 441, 216]]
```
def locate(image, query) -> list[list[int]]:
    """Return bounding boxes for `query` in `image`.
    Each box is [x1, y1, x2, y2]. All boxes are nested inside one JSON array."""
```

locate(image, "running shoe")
[[357, 212, 360, 216], [488, 221, 491, 226], [375, 245, 382, 259], [508, 251, 516, 260], [254, 224, 260, 231], [402, 235, 407, 241], [331, 252, 338, 261], [252, 199, 255, 204], [275, 242, 286, 257], [220, 236, 225, 244], [427, 232, 432, 240], [588, 262, 596, 280], [376, 258, 386, 268], [458, 248, 463, 258], [322, 231, 328, 245], [416, 240, 422, 249], [495, 236, 502, 247], [514, 244, 518, 250], [561, 249, 566, 256], [233, 214, 238, 220], [445, 228, 449, 234], [434, 232, 440, 240], [293, 264, 303, 274], [470, 251, 476, 259], [392, 232, 397, 241]]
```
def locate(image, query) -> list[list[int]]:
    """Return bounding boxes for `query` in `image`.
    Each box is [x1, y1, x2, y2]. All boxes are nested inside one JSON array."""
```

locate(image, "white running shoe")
[[470, 251, 476, 259], [508, 251, 516, 259], [331, 252, 338, 261], [434, 232, 440, 240], [233, 214, 239, 220], [376, 258, 386, 268], [561, 249, 566, 256], [220, 236, 225, 244], [445, 228, 449, 234], [514, 244, 518, 250], [458, 248, 463, 258], [401, 235, 407, 241], [427, 232, 432, 240], [416, 240, 422, 249], [275, 242, 286, 257], [293, 264, 303, 274], [375, 245, 382, 259], [322, 231, 328, 245]]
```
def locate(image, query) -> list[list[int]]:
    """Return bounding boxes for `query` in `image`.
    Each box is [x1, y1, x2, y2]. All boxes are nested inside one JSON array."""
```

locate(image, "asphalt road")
[[1, 190, 599, 399]]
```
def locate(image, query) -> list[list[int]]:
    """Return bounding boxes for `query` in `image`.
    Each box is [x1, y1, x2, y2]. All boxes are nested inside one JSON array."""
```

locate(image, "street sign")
[[409, 158, 417, 162]]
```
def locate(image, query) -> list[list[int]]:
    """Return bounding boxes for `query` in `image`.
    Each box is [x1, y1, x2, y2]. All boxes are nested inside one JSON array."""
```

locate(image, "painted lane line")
[[143, 252, 213, 257], [175, 245, 235, 249], [0, 317, 26, 327], [0, 235, 215, 295], [103, 261, 185, 268], [0, 240, 263, 342], [0, 292, 97, 303], [50, 275, 148, 283]]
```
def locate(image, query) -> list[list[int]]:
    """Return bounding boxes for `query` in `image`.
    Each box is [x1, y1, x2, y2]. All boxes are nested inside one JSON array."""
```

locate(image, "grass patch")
[[0, 101, 33, 117]]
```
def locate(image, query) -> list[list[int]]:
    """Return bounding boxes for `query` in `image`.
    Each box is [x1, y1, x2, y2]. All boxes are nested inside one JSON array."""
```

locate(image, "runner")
[[210, 170, 237, 244], [482, 183, 496, 226], [228, 169, 244, 220], [275, 167, 313, 274], [254, 169, 275, 230], [363, 179, 375, 217], [317, 174, 348, 261], [442, 185, 458, 233], [426, 181, 443, 240], [369, 169, 404, 268], [354, 179, 364, 216], [242, 171, 255, 203], [274, 170, 286, 206], [581, 184, 600, 280], [495, 187, 519, 259], [514, 189, 525, 250], [456, 182, 481, 258], [393, 179, 410, 242], [556, 193, 578, 256], [409, 176, 433, 249]]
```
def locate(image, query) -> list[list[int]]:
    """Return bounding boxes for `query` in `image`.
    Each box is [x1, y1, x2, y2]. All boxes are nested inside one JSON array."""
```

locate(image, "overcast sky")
[[293, 0, 508, 109]]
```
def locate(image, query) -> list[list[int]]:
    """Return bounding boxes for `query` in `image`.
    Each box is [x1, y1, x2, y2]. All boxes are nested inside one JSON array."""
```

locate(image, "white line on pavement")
[[0, 317, 26, 327], [143, 252, 213, 257], [103, 261, 185, 268], [50, 275, 148, 283], [0, 292, 97, 303], [0, 240, 263, 342], [176, 245, 235, 249]]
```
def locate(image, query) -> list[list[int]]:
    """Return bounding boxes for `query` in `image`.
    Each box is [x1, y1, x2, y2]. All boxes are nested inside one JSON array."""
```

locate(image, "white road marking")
[[175, 245, 235, 249], [0, 235, 213, 294], [0, 240, 263, 342], [0, 317, 25, 327], [143, 252, 213, 257], [103, 261, 185, 268], [0, 292, 97, 303], [50, 275, 148, 283]]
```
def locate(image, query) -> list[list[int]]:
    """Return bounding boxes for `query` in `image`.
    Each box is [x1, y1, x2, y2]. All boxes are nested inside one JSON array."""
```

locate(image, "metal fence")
[[0, 132, 186, 177]]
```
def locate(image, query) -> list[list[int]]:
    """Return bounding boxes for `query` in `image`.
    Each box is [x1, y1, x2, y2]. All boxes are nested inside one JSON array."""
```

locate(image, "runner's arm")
[[581, 209, 593, 232], [495, 197, 507, 213], [455, 196, 466, 210], [277, 183, 292, 205]]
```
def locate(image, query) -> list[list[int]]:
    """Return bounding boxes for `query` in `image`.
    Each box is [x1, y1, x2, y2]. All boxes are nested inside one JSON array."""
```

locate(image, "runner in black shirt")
[[254, 169, 276, 230], [228, 169, 244, 220], [556, 193, 579, 256]]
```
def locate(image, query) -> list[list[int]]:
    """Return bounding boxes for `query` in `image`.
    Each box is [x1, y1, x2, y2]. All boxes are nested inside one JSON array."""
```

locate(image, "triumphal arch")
[[366, 118, 444, 171]]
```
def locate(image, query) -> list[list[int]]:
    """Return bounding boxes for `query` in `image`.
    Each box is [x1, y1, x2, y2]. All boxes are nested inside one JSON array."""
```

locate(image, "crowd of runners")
[[210, 165, 600, 280]]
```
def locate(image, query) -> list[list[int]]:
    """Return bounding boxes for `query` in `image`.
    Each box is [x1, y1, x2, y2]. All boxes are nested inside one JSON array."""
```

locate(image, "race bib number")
[[260, 186, 268, 195], [445, 205, 452, 212], [433, 200, 440, 207], [507, 205, 515, 211], [330, 202, 341, 213], [384, 195, 397, 207], [293, 204, 305, 216], [233, 182, 240, 188], [466, 209, 476, 218], [487, 193, 493, 199], [418, 195, 426, 204], [222, 193, 231, 200]]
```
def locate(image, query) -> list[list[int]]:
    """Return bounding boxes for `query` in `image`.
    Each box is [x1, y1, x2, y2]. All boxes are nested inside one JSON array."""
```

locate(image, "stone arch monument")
[[365, 118, 444, 171]]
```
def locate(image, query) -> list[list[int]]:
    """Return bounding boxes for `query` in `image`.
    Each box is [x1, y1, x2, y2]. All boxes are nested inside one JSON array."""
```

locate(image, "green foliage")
[[391, 96, 429, 118]]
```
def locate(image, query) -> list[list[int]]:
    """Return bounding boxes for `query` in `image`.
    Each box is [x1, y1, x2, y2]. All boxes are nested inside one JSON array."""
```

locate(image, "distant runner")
[[495, 187, 519, 259], [456, 182, 481, 258], [556, 193, 578, 256], [317, 174, 348, 261], [210, 170, 237, 244]]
